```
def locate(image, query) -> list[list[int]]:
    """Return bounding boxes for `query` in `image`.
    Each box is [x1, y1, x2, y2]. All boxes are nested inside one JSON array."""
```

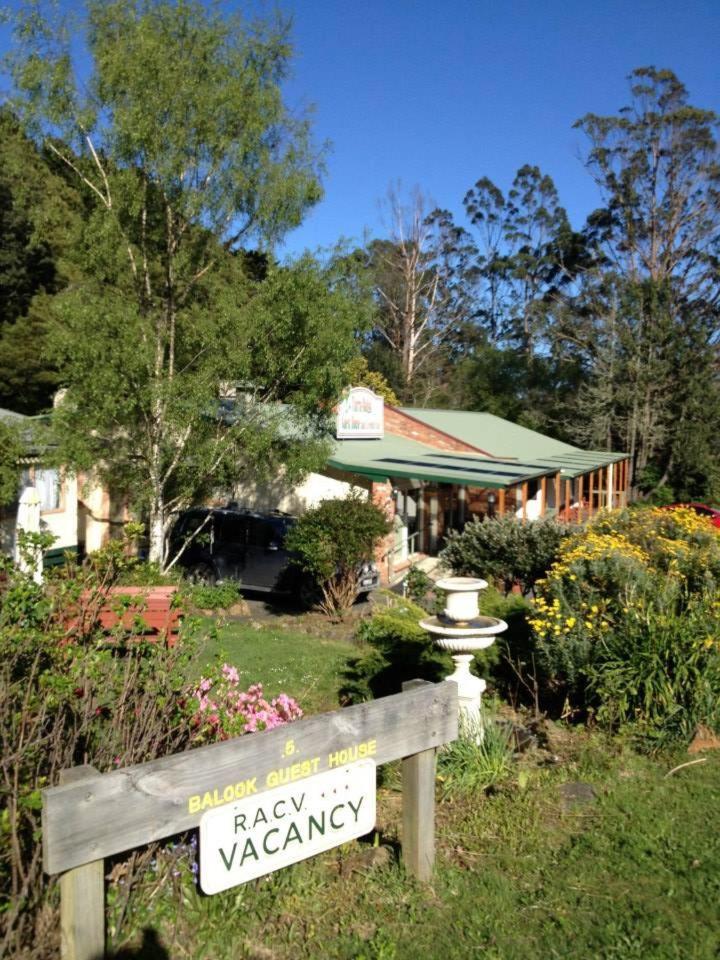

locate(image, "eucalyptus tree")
[[364, 186, 479, 402], [8, 0, 360, 564], [422, 167, 584, 423], [557, 67, 720, 495], [462, 165, 579, 355], [576, 67, 720, 298], [462, 176, 510, 343]]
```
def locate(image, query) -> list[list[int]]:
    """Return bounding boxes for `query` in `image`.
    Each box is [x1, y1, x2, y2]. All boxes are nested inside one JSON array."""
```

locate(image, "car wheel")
[[186, 562, 216, 586]]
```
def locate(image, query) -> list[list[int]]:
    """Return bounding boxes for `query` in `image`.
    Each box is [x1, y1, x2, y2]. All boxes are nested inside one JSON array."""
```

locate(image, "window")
[[245, 518, 273, 548], [35, 469, 61, 511], [217, 515, 247, 545], [18, 468, 32, 500]]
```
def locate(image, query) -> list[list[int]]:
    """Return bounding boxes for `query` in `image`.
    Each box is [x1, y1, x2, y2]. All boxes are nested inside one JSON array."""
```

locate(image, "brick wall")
[[384, 407, 495, 456], [371, 480, 396, 584]]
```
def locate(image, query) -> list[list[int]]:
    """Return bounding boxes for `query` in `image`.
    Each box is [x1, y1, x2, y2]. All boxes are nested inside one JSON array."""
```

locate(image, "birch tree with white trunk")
[[8, 0, 361, 565]]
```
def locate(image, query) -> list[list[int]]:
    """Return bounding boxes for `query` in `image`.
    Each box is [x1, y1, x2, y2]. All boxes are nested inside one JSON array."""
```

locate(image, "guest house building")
[[235, 388, 630, 583]]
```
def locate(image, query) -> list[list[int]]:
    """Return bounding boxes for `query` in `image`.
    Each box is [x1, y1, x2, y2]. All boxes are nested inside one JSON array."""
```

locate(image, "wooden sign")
[[336, 386, 384, 439], [43, 681, 456, 875], [199, 760, 376, 893], [43, 680, 457, 960]]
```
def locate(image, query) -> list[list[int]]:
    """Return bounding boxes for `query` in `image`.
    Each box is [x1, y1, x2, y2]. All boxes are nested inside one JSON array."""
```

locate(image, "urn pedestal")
[[419, 576, 507, 730]]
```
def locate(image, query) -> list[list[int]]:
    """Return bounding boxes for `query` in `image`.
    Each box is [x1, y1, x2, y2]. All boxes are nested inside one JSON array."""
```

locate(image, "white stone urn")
[[436, 576, 487, 622], [419, 576, 507, 730]]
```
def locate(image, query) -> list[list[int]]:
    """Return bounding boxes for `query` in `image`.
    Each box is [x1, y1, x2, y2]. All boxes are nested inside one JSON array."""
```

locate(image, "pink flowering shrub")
[[189, 663, 303, 742]]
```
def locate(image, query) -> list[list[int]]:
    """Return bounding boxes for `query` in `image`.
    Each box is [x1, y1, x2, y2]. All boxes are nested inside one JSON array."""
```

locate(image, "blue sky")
[[268, 0, 719, 257], [2, 0, 718, 258]]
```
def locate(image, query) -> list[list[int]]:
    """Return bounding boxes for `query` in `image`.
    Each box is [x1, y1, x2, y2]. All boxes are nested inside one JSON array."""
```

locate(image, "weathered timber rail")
[[43, 679, 458, 959]]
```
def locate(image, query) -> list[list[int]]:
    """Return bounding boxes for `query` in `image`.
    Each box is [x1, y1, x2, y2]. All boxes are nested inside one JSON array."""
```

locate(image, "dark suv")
[[167, 505, 380, 598]]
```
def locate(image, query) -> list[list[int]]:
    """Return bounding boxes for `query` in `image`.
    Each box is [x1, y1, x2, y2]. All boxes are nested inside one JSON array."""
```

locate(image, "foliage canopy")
[[441, 514, 577, 596], [7, 0, 362, 563], [0, 419, 25, 506], [285, 494, 391, 617]]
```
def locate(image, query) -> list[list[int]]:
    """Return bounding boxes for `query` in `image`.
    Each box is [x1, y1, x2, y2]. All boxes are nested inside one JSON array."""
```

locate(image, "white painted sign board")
[[336, 386, 384, 439], [199, 760, 376, 894]]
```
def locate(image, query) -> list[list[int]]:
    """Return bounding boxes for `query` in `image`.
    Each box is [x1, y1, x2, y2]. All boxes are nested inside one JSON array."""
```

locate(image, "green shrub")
[[341, 589, 528, 706], [530, 538, 653, 688], [588, 590, 720, 743], [528, 507, 720, 741], [0, 535, 200, 956], [185, 581, 240, 611], [340, 599, 451, 702], [285, 493, 391, 618], [441, 515, 577, 595], [115, 560, 182, 586], [403, 564, 442, 613], [480, 583, 531, 621]]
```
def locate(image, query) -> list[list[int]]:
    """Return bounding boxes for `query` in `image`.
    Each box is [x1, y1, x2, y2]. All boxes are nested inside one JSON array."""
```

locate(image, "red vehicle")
[[666, 503, 720, 528]]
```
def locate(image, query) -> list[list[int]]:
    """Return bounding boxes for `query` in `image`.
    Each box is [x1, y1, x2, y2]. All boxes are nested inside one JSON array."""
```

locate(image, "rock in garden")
[[559, 781, 597, 811]]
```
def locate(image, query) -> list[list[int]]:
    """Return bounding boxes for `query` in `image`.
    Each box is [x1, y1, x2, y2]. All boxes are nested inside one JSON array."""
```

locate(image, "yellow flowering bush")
[[589, 590, 720, 740], [529, 507, 720, 738], [592, 507, 720, 591]]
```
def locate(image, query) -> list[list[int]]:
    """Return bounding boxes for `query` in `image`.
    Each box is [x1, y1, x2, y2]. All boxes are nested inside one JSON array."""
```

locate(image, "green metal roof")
[[0, 407, 29, 424], [398, 408, 627, 478], [328, 435, 557, 489], [0, 407, 51, 457]]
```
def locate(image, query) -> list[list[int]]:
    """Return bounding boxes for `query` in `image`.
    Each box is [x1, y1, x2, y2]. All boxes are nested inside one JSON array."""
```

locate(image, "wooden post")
[[540, 476, 547, 517], [627, 458, 631, 504], [565, 478, 571, 520], [623, 459, 629, 505], [401, 680, 438, 882], [578, 475, 584, 523], [429, 491, 439, 554], [554, 473, 561, 517], [59, 767, 104, 960], [521, 482, 528, 521], [457, 486, 467, 528], [498, 488, 505, 515]]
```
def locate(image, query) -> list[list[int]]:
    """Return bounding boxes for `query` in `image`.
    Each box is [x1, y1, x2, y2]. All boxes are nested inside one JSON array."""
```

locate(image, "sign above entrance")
[[336, 386, 384, 439], [199, 760, 376, 893]]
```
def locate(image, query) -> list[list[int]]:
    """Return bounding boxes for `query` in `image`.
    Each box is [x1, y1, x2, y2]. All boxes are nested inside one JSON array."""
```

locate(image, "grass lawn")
[[109, 613, 720, 959], [111, 733, 720, 959], [192, 617, 355, 715]]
